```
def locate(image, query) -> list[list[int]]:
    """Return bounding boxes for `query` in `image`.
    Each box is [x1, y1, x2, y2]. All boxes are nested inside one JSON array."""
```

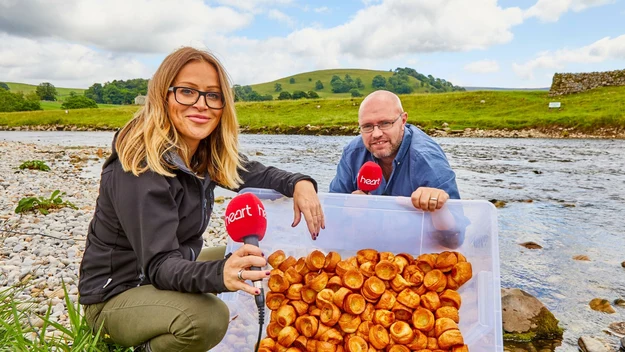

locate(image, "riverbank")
[[2, 123, 624, 139], [1, 87, 623, 138]]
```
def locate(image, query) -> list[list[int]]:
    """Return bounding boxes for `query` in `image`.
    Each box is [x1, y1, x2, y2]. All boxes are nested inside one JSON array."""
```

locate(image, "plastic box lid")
[[214, 188, 503, 352]]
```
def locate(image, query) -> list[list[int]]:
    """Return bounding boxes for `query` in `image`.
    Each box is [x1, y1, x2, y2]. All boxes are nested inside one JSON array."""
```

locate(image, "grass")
[[0, 86, 624, 133], [39, 101, 123, 111], [0, 282, 131, 351], [250, 68, 427, 98]]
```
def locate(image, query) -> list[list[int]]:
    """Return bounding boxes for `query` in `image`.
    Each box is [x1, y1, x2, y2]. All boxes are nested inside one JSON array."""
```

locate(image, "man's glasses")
[[359, 113, 403, 133], [168, 86, 225, 109]]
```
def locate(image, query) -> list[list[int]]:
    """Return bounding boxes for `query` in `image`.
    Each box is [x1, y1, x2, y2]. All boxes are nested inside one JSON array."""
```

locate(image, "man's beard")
[[371, 137, 402, 159]]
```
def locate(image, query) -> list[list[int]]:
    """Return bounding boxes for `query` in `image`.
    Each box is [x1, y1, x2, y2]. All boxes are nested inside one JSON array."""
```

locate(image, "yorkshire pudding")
[[450, 262, 473, 287], [324, 251, 341, 272], [362, 276, 385, 300], [284, 267, 304, 285], [345, 335, 368, 352], [268, 250, 286, 269], [435, 251, 458, 273], [368, 324, 390, 349], [389, 321, 415, 344], [320, 303, 341, 327], [435, 306, 460, 323], [309, 271, 329, 292], [396, 288, 421, 309], [423, 269, 447, 293], [440, 289, 462, 310], [268, 269, 290, 293], [357, 249, 379, 265], [359, 261, 376, 278], [412, 307, 435, 332], [286, 283, 304, 301], [438, 329, 464, 349], [327, 275, 343, 292], [416, 253, 436, 273], [276, 304, 297, 327], [343, 293, 367, 315], [295, 315, 319, 338], [266, 292, 286, 311], [420, 290, 441, 311], [306, 250, 326, 271], [434, 317, 459, 338], [338, 312, 361, 333], [375, 290, 397, 310], [391, 301, 413, 322], [290, 300, 309, 316], [342, 269, 365, 290], [372, 309, 395, 328], [375, 260, 399, 281], [279, 255, 297, 272]]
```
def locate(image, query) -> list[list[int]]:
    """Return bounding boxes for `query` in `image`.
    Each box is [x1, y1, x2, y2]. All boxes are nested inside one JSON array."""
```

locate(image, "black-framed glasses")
[[359, 113, 403, 133], [168, 86, 225, 109]]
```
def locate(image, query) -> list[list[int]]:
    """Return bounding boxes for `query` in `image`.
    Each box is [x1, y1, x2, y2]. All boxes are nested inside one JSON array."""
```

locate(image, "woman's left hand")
[[292, 180, 325, 240]]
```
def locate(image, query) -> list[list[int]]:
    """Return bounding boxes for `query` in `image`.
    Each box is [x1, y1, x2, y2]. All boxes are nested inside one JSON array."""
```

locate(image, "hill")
[[463, 86, 550, 91], [247, 68, 460, 99], [1, 86, 623, 136], [4, 82, 85, 101]]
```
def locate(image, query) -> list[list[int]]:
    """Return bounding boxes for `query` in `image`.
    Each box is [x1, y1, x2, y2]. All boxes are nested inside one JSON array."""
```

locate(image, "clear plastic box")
[[214, 188, 502, 352]]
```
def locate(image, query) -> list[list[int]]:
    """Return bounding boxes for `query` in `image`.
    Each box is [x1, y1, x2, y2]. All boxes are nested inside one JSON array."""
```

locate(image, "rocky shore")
[[1, 124, 624, 139], [0, 141, 229, 339]]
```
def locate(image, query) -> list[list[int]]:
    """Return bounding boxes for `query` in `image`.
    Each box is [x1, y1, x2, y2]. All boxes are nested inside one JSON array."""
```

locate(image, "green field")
[[250, 69, 427, 99], [1, 87, 624, 134], [39, 101, 122, 110], [5, 82, 85, 100]]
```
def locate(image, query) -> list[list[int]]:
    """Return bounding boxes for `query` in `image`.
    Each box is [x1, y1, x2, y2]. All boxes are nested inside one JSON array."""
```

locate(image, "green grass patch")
[[1, 87, 624, 133], [5, 82, 85, 101], [39, 101, 122, 110]]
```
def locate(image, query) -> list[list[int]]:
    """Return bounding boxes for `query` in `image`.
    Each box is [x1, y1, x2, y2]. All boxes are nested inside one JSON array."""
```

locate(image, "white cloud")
[[314, 6, 329, 13], [0, 0, 253, 53], [214, 0, 293, 13], [512, 34, 625, 79], [464, 60, 500, 73], [524, 0, 615, 22], [0, 33, 152, 87], [267, 9, 296, 28]]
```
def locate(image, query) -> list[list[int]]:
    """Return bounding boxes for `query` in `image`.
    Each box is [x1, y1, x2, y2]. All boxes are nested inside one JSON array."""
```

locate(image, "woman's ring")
[[237, 269, 245, 281], [430, 197, 438, 202]]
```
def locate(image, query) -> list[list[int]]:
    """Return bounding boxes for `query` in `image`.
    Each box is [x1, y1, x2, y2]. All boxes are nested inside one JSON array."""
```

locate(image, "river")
[[1, 131, 624, 351]]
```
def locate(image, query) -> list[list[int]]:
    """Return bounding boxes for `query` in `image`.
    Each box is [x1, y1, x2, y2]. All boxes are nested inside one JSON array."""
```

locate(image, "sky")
[[1, 0, 624, 89]]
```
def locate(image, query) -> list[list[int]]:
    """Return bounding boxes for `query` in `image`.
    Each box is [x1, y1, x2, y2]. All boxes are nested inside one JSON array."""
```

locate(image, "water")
[[2, 131, 625, 351]]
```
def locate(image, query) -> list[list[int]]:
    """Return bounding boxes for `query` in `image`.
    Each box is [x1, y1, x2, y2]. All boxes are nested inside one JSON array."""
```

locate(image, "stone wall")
[[549, 69, 625, 96]]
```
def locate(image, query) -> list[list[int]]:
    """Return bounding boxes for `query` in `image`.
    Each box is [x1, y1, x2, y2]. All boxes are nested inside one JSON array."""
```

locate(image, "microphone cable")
[[254, 287, 265, 352]]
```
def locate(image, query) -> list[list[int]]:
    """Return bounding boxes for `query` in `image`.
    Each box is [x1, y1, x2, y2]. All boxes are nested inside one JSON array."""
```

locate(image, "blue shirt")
[[329, 124, 460, 198]]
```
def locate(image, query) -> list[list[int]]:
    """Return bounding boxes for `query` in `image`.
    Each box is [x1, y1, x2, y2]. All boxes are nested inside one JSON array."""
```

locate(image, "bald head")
[[358, 90, 403, 122]]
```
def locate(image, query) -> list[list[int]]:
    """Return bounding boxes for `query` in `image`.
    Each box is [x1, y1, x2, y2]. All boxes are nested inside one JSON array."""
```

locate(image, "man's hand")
[[411, 187, 449, 212], [292, 180, 325, 240], [351, 190, 366, 195]]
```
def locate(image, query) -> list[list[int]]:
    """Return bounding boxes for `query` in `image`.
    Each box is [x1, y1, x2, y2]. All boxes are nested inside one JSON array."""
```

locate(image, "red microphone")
[[224, 193, 267, 290], [357, 161, 383, 193]]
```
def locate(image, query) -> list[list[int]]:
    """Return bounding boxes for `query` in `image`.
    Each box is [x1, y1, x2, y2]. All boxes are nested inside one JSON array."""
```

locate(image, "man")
[[329, 90, 460, 213]]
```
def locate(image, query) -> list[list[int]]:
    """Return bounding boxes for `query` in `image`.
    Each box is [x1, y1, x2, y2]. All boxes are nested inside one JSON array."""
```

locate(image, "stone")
[[608, 322, 625, 335], [501, 288, 563, 341], [578, 336, 613, 352], [620, 337, 625, 351], [589, 298, 616, 314], [519, 242, 543, 250], [573, 255, 591, 261], [615, 299, 625, 307]]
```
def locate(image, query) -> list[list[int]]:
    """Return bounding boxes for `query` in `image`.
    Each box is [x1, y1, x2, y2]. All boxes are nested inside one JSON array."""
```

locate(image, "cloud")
[[524, 0, 615, 22], [267, 9, 296, 28], [512, 34, 625, 79], [0, 0, 253, 53], [214, 0, 293, 13], [464, 60, 500, 73], [314, 6, 329, 13], [0, 33, 152, 87]]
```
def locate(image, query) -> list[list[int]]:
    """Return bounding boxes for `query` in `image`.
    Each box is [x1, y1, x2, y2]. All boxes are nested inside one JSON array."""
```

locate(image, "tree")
[[274, 83, 282, 92], [61, 95, 98, 109], [36, 82, 57, 101], [355, 78, 364, 89], [307, 91, 319, 99], [372, 75, 387, 89], [0, 89, 42, 112], [278, 91, 292, 100], [0, 82, 9, 91], [85, 83, 104, 103], [350, 89, 363, 97], [292, 90, 308, 99], [289, 77, 295, 84], [315, 80, 324, 90], [308, 78, 312, 81]]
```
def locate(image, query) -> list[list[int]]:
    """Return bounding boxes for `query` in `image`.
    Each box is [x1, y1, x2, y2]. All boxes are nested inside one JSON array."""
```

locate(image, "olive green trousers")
[[84, 246, 229, 352]]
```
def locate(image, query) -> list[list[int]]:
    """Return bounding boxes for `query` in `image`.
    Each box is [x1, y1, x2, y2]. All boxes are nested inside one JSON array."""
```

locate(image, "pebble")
[[0, 141, 229, 334]]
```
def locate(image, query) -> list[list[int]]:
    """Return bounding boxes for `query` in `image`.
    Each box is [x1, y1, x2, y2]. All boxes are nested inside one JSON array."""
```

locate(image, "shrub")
[[61, 95, 98, 109], [15, 190, 78, 215], [19, 160, 50, 171]]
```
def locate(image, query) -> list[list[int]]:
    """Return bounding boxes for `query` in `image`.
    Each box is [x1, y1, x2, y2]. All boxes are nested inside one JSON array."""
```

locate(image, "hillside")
[[4, 82, 85, 101], [248, 68, 456, 99], [2, 86, 623, 136]]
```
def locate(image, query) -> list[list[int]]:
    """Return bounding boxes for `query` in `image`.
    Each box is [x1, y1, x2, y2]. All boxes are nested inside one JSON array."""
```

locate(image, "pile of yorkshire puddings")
[[258, 249, 473, 352]]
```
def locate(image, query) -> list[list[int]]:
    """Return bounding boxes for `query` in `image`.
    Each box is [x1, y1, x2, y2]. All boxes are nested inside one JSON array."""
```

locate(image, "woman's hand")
[[292, 180, 325, 240], [222, 244, 269, 295]]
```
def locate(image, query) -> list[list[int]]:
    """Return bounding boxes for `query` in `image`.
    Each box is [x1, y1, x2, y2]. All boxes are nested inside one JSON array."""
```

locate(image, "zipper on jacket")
[[103, 278, 112, 289]]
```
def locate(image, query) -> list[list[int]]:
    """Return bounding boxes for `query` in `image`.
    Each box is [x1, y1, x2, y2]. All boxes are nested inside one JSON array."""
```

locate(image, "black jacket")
[[78, 140, 316, 305]]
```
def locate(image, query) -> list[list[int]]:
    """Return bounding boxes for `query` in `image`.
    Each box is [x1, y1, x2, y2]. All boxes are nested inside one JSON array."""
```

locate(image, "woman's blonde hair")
[[116, 47, 243, 189]]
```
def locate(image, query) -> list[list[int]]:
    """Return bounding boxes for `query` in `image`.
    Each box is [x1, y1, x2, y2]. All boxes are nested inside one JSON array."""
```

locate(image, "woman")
[[78, 47, 325, 352]]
